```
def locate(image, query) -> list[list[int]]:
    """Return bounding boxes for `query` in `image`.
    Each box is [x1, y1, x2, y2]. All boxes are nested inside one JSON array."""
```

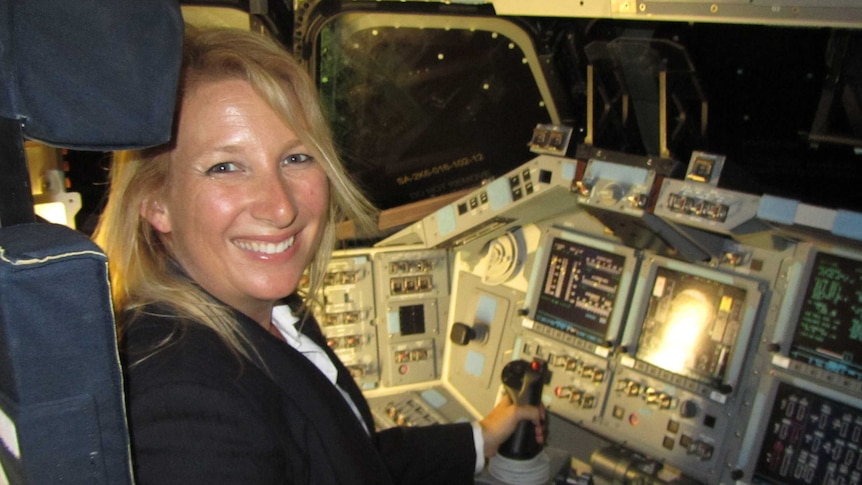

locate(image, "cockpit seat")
[[0, 1, 183, 483], [0, 225, 130, 484]]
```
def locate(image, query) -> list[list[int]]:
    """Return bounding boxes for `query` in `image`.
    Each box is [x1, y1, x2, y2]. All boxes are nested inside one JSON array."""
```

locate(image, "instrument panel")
[[314, 149, 862, 484]]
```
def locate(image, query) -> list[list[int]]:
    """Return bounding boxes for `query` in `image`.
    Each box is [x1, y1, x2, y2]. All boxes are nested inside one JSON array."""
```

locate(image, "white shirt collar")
[[269, 303, 339, 386], [269, 303, 370, 435]]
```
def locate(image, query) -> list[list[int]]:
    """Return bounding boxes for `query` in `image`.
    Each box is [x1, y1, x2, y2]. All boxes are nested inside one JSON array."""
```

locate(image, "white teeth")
[[235, 236, 294, 254]]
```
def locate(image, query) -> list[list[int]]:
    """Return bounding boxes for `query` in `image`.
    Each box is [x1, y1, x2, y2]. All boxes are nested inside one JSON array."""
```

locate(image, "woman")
[[93, 27, 542, 485]]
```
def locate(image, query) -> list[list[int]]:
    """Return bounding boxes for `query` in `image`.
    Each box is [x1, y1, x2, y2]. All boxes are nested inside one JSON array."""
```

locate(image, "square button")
[[703, 415, 716, 428], [662, 436, 675, 450]]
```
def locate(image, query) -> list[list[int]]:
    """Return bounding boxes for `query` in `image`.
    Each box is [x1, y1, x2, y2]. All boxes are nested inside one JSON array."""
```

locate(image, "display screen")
[[635, 267, 748, 388], [754, 382, 862, 485], [533, 237, 628, 345], [789, 252, 862, 383]]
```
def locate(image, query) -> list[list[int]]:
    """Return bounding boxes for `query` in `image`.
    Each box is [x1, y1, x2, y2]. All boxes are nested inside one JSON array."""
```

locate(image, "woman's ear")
[[140, 195, 172, 234]]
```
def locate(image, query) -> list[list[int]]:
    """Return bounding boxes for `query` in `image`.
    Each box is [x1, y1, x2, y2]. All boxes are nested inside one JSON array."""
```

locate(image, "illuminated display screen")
[[635, 267, 748, 388], [533, 237, 628, 345], [754, 382, 862, 485], [789, 252, 862, 383]]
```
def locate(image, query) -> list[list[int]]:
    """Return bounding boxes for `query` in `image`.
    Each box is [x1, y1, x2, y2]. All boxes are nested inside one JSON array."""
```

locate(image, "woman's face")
[[142, 79, 329, 324]]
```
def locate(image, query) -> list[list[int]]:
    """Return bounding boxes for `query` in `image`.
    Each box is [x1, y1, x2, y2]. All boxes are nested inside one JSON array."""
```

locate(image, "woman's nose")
[[250, 174, 297, 227]]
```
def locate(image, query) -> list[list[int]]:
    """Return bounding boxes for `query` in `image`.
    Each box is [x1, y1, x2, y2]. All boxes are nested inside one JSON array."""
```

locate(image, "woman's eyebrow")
[[280, 138, 306, 151]]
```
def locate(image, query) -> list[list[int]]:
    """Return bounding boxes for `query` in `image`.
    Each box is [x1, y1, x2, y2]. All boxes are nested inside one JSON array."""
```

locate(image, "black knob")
[[449, 322, 488, 346], [450, 322, 475, 346]]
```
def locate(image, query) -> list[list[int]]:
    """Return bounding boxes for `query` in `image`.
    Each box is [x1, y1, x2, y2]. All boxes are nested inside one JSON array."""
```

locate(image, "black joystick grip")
[[498, 359, 547, 460]]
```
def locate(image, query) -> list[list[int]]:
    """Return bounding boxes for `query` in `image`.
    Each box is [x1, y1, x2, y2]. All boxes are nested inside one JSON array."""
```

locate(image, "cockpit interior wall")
[[20, 1, 862, 485]]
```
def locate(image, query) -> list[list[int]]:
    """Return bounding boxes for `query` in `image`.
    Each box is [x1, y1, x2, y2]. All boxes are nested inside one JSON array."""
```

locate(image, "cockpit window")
[[316, 13, 556, 210]]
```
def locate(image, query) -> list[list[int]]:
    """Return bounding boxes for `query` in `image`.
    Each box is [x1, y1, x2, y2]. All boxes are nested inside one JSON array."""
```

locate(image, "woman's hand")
[[478, 394, 546, 458]]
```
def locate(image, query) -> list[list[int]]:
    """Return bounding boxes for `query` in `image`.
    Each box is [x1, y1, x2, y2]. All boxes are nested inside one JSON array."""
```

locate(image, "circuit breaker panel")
[[316, 255, 381, 390]]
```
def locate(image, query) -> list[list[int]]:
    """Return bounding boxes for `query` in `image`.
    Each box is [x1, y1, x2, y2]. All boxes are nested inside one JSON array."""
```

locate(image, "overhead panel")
[[491, 0, 862, 28]]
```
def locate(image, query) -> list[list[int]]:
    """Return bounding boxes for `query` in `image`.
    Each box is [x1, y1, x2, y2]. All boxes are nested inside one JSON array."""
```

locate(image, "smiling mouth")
[[235, 236, 295, 255]]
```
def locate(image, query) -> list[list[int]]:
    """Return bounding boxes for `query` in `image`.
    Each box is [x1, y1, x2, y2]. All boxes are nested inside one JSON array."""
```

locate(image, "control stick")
[[498, 359, 548, 460]]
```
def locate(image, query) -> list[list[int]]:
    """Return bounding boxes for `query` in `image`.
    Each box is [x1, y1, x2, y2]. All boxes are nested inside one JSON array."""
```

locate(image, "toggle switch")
[[449, 322, 489, 346]]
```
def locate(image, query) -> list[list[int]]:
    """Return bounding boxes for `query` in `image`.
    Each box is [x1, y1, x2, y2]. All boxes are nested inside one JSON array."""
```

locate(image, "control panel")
[[318, 255, 380, 389], [377, 154, 580, 249], [751, 380, 862, 485], [368, 388, 466, 430], [373, 249, 450, 387], [314, 246, 449, 390], [317, 149, 862, 485], [655, 179, 764, 236], [517, 332, 613, 427]]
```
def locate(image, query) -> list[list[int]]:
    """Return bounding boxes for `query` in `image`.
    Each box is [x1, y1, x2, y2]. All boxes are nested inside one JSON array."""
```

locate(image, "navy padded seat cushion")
[[0, 223, 131, 484], [0, 0, 183, 150]]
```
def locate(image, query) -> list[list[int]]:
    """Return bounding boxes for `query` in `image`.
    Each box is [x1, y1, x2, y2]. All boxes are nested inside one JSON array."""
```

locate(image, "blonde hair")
[[93, 26, 377, 360]]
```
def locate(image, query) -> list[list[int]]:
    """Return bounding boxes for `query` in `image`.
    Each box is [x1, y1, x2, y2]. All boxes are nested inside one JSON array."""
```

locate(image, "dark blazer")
[[121, 298, 477, 485]]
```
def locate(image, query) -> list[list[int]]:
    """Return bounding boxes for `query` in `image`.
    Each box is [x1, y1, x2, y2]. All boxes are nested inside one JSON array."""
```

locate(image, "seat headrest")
[[0, 0, 183, 150]]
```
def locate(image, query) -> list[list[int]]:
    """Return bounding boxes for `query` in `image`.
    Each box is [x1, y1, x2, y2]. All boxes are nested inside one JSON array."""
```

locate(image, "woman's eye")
[[283, 153, 314, 166], [206, 162, 240, 174]]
